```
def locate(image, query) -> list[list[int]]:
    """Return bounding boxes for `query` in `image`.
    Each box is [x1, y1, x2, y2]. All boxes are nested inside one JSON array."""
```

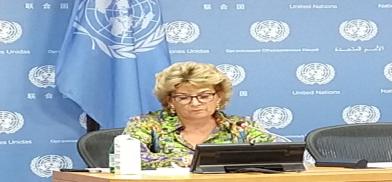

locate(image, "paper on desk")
[[367, 162, 392, 168]]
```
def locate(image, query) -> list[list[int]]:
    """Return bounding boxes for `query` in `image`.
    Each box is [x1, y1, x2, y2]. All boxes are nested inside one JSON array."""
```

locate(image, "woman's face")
[[169, 84, 221, 121]]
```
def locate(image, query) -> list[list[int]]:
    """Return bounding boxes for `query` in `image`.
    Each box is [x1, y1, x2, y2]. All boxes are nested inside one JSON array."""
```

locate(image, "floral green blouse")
[[123, 110, 275, 169]]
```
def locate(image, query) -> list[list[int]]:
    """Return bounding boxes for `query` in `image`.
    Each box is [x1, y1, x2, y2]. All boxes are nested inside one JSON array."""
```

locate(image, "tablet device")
[[190, 142, 306, 173]]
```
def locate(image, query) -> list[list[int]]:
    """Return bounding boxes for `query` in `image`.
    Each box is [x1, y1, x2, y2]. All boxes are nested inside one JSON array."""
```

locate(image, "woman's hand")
[[171, 154, 193, 168]]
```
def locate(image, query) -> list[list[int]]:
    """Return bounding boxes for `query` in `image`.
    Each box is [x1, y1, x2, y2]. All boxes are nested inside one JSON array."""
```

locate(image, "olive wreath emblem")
[[74, 22, 166, 59]]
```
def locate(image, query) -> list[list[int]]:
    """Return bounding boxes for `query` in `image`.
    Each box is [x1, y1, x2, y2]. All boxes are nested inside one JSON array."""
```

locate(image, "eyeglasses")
[[171, 92, 216, 105]]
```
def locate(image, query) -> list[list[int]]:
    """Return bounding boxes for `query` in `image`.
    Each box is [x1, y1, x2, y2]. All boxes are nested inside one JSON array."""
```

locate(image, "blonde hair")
[[154, 61, 232, 109]]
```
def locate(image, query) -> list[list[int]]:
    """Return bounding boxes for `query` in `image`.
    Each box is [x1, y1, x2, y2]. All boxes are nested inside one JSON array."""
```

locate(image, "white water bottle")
[[113, 134, 141, 174]]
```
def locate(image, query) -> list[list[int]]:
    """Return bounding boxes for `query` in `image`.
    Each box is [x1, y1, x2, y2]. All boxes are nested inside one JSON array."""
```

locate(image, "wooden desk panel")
[[52, 167, 392, 182]]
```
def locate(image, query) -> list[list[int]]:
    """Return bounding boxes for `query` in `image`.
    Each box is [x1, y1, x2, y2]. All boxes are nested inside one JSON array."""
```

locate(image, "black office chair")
[[77, 128, 124, 167], [305, 123, 392, 163]]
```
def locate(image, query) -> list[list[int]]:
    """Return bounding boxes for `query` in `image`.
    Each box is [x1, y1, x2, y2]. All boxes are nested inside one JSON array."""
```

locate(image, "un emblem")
[[75, 0, 166, 59], [342, 105, 380, 124], [0, 111, 24, 134], [250, 20, 289, 42], [252, 107, 293, 129], [28, 65, 56, 88], [384, 63, 392, 82], [166, 21, 200, 43], [296, 63, 335, 85], [339, 19, 377, 41], [216, 64, 245, 86], [0, 20, 22, 44], [30, 155, 73, 178]]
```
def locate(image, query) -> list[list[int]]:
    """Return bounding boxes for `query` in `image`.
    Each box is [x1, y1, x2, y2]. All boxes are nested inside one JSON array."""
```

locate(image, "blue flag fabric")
[[56, 0, 171, 128]]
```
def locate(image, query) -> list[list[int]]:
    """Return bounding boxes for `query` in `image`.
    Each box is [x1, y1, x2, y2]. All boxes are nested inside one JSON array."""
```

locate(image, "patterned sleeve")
[[240, 118, 276, 143], [122, 115, 185, 169]]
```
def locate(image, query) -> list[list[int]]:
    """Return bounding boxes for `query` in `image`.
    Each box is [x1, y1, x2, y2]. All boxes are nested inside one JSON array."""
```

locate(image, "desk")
[[52, 167, 392, 182]]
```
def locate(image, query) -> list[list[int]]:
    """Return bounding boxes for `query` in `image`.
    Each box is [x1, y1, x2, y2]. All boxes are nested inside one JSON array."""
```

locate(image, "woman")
[[123, 61, 275, 169]]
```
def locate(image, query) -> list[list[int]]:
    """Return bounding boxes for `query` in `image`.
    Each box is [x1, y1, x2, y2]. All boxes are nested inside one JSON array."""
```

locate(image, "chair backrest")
[[305, 123, 392, 162], [77, 128, 124, 167]]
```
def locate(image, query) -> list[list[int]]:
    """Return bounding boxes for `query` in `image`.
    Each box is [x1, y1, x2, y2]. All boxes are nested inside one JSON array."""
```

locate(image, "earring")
[[169, 105, 176, 116], [216, 104, 221, 111]]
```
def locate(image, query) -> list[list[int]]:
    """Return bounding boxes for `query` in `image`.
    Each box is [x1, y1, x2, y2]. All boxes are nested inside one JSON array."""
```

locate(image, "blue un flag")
[[56, 0, 171, 128]]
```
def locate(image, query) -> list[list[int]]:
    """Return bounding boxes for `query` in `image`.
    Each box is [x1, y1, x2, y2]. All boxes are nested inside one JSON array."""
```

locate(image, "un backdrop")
[[1, 0, 392, 182]]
